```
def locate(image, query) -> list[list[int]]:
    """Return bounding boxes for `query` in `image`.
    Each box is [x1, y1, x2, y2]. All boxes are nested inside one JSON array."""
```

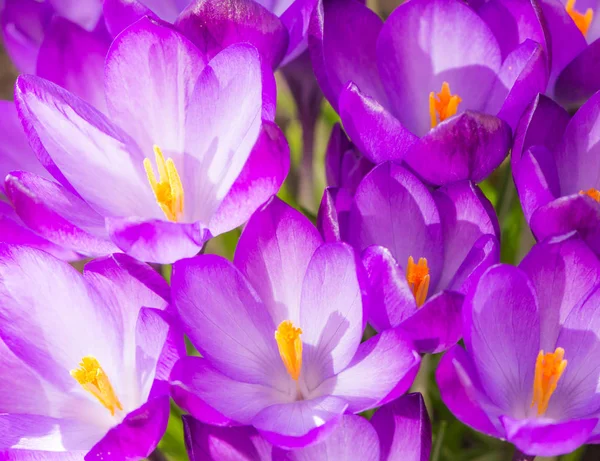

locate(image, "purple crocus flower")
[[0, 244, 183, 459], [511, 90, 600, 255], [309, 0, 546, 185], [183, 393, 431, 460], [319, 162, 500, 354], [8, 18, 289, 264], [169, 197, 421, 448], [0, 0, 109, 107], [437, 233, 600, 456]]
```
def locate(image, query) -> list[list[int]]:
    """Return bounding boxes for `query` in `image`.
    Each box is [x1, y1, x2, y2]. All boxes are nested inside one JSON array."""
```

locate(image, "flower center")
[[71, 356, 123, 416], [531, 347, 567, 416], [406, 256, 430, 307], [580, 188, 600, 202], [144, 145, 184, 222], [275, 320, 303, 381], [429, 81, 462, 128], [566, 0, 593, 37]]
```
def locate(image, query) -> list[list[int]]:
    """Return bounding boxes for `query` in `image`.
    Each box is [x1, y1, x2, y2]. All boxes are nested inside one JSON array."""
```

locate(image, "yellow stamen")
[[531, 348, 567, 416], [580, 188, 600, 202], [275, 320, 303, 381], [406, 256, 430, 307], [429, 81, 462, 128], [143, 145, 184, 222], [566, 0, 593, 37], [70, 356, 123, 416]]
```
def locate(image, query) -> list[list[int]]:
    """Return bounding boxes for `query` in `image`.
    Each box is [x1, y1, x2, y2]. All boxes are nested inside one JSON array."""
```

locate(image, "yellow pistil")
[[143, 145, 184, 222], [406, 256, 430, 308], [429, 81, 462, 128], [580, 187, 600, 202], [275, 320, 303, 381], [71, 356, 123, 416], [566, 0, 593, 37], [531, 348, 567, 416]]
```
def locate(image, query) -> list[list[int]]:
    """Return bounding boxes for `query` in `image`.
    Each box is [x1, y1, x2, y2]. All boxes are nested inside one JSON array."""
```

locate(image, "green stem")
[[147, 448, 168, 461], [512, 449, 535, 461], [431, 420, 447, 461]]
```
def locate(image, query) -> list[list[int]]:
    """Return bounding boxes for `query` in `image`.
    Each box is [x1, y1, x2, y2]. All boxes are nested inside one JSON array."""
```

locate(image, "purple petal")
[[0, 100, 50, 190], [316, 328, 421, 413], [47, 0, 103, 31], [361, 245, 417, 332], [0, 0, 53, 73], [436, 345, 503, 437], [348, 162, 444, 289], [172, 254, 284, 386], [464, 264, 540, 417], [5, 171, 118, 257], [209, 121, 290, 236], [519, 233, 600, 351], [399, 291, 464, 354], [316, 186, 353, 243], [338, 82, 417, 163], [103, 0, 156, 37], [170, 357, 284, 425], [404, 112, 512, 185], [371, 393, 432, 461], [448, 234, 500, 295], [37, 17, 110, 112], [105, 217, 209, 264], [15, 75, 157, 218], [175, 0, 288, 69], [377, 0, 502, 136], [433, 181, 499, 292], [183, 416, 272, 461], [530, 195, 600, 255], [0, 449, 86, 460], [234, 197, 322, 325], [555, 39, 600, 109], [278, 0, 318, 64], [308, 0, 387, 110], [501, 415, 597, 457], [276, 414, 379, 461], [86, 396, 170, 460], [299, 243, 364, 389], [252, 395, 348, 449]]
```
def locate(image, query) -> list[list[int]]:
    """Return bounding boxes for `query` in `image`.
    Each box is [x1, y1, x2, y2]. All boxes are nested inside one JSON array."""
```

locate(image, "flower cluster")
[[1, 0, 600, 459]]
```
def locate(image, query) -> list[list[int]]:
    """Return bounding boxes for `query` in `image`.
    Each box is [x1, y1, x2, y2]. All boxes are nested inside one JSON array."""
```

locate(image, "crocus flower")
[[511, 91, 600, 255], [309, 0, 547, 185], [319, 162, 500, 354], [0, 244, 183, 459], [9, 18, 289, 264], [437, 233, 600, 456], [0, 0, 109, 107], [170, 197, 421, 448], [183, 393, 431, 460]]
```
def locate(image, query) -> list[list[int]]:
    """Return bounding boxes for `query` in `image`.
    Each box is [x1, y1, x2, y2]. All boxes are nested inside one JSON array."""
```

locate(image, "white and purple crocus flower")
[[0, 244, 182, 459], [8, 17, 289, 264], [309, 0, 547, 185], [319, 162, 500, 354], [437, 233, 600, 456], [169, 198, 421, 448], [183, 393, 431, 461]]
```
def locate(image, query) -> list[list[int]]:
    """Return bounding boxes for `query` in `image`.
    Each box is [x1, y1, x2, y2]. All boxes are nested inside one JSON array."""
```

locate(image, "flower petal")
[[316, 187, 353, 243]]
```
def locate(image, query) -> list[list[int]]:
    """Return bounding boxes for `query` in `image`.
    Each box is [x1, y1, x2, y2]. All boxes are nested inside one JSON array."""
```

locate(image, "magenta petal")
[[501, 416, 598, 457], [278, 0, 318, 64], [175, 0, 288, 69], [361, 245, 417, 332], [316, 186, 353, 243], [0, 449, 86, 460], [86, 396, 170, 461], [404, 112, 512, 185], [316, 328, 421, 413], [436, 345, 503, 437], [400, 291, 464, 354], [5, 171, 118, 256], [338, 82, 417, 163], [103, 0, 156, 37], [371, 393, 432, 461], [252, 396, 348, 449], [308, 0, 387, 110], [37, 17, 110, 112], [210, 122, 290, 236], [106, 216, 209, 264]]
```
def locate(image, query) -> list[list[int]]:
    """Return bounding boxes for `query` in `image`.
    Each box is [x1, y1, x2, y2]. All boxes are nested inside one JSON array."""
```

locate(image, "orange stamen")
[[531, 348, 567, 416], [144, 145, 184, 222], [71, 356, 123, 416], [429, 81, 462, 128], [580, 188, 600, 202], [406, 256, 430, 307], [566, 0, 593, 37], [275, 320, 303, 381]]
